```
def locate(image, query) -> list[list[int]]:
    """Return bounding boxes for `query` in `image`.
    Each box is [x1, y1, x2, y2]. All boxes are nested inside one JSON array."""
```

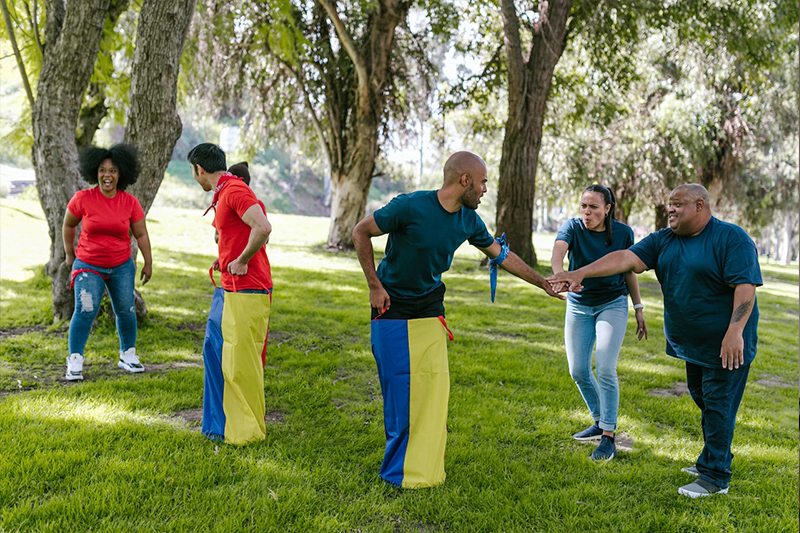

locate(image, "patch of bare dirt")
[[265, 410, 285, 423], [753, 374, 795, 388], [0, 325, 65, 340], [170, 408, 203, 431], [176, 322, 205, 332], [648, 382, 689, 398]]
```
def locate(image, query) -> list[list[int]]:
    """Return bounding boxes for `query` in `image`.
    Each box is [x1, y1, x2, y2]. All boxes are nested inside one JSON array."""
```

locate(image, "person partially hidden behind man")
[[549, 183, 761, 498]]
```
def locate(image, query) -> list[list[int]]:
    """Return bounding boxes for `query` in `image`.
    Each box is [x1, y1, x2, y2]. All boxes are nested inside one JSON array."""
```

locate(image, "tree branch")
[[22, 0, 43, 53], [0, 0, 35, 107], [499, 0, 524, 95], [280, 58, 333, 170], [316, 0, 368, 103]]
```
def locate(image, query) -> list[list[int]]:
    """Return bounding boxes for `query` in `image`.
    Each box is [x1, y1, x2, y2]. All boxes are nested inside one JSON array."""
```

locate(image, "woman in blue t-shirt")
[[550, 185, 648, 461]]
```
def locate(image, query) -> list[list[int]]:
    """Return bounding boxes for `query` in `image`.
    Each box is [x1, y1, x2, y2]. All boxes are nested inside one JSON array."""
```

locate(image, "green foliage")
[[1, 199, 798, 531]]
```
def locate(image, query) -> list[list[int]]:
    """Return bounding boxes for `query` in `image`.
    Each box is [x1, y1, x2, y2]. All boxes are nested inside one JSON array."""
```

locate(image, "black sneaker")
[[572, 422, 603, 441], [590, 435, 616, 461]]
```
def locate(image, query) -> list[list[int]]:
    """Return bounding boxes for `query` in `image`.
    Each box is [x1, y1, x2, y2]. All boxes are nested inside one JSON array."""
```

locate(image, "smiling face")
[[97, 158, 119, 197], [580, 190, 610, 231], [667, 189, 705, 236]]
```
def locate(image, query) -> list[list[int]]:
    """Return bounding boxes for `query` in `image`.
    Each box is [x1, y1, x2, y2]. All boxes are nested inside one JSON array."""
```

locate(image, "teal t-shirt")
[[373, 190, 495, 299], [556, 218, 634, 307], [629, 217, 762, 368]]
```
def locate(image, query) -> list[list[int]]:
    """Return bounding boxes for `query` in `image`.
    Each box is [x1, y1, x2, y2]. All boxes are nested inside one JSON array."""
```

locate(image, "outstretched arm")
[[719, 283, 757, 370], [352, 215, 391, 312], [548, 250, 647, 291], [478, 241, 565, 300], [549, 240, 570, 294], [624, 271, 647, 340]]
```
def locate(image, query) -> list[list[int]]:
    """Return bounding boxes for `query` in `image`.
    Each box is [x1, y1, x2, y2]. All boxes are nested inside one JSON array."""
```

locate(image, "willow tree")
[[27, 0, 195, 320], [185, 0, 454, 250]]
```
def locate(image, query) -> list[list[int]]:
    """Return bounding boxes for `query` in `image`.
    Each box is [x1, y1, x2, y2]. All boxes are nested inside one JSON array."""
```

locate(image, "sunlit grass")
[[0, 197, 797, 532]]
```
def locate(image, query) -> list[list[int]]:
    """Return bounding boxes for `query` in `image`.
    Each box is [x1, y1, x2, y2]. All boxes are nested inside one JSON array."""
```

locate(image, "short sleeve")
[[467, 214, 495, 248], [629, 231, 660, 269], [373, 194, 409, 234], [623, 225, 634, 249], [555, 219, 574, 246], [723, 231, 763, 287], [224, 182, 259, 218], [67, 192, 84, 219], [130, 196, 145, 223]]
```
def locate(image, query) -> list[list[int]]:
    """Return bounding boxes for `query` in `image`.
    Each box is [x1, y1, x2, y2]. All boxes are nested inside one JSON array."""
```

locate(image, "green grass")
[[0, 197, 798, 532]]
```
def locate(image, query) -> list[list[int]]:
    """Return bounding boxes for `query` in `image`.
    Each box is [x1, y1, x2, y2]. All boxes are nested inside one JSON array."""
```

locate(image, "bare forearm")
[[578, 250, 642, 279], [353, 231, 381, 289], [501, 252, 548, 289], [136, 234, 153, 265], [624, 271, 642, 304], [727, 284, 756, 333], [237, 227, 269, 264], [63, 226, 77, 257]]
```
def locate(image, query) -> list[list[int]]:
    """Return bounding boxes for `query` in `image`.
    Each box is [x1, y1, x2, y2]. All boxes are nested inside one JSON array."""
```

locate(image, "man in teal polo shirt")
[[353, 151, 563, 487], [549, 184, 761, 498]]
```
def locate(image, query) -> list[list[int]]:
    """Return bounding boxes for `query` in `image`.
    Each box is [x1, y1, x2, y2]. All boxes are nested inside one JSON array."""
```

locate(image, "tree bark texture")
[[32, 0, 111, 320], [497, 0, 572, 266], [124, 0, 196, 215], [319, 0, 409, 250]]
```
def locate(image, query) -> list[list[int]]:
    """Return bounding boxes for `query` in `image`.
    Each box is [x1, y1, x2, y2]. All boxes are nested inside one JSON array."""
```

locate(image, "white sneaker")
[[66, 353, 84, 381], [118, 348, 145, 373]]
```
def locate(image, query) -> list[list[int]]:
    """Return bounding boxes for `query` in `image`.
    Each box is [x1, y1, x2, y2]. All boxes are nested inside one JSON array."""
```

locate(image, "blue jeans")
[[68, 258, 137, 355], [565, 294, 628, 432], [685, 361, 750, 489]]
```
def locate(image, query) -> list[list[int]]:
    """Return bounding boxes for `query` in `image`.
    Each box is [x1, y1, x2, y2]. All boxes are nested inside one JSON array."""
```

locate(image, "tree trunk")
[[32, 0, 112, 321], [124, 0, 195, 214], [497, 0, 572, 266], [122, 0, 195, 320], [654, 203, 668, 230], [320, 0, 408, 250]]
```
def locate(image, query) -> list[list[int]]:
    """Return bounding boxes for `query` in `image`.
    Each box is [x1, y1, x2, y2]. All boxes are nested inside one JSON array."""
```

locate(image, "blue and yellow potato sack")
[[372, 317, 451, 488]]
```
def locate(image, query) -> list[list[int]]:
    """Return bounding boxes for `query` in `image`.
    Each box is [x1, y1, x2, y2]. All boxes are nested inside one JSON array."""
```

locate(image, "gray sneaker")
[[678, 479, 728, 498], [572, 422, 603, 441], [681, 465, 699, 476]]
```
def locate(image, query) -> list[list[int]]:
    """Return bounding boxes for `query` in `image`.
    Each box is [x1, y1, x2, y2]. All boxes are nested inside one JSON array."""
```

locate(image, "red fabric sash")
[[203, 172, 243, 216]]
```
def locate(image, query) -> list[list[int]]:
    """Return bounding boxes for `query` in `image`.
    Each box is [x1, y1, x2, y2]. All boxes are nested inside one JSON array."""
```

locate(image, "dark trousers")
[[371, 284, 446, 320], [685, 361, 750, 489]]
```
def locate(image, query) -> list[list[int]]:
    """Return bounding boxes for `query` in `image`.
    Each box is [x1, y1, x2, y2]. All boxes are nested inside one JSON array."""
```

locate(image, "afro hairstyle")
[[79, 144, 140, 191]]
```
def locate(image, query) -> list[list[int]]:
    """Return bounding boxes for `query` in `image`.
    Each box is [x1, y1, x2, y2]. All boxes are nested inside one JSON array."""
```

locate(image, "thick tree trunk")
[[124, 0, 195, 214], [122, 0, 195, 320], [32, 0, 111, 321], [497, 0, 572, 266], [321, 0, 407, 250]]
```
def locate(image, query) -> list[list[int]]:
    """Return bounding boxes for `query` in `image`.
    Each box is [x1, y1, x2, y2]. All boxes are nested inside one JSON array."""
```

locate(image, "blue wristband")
[[489, 233, 510, 303]]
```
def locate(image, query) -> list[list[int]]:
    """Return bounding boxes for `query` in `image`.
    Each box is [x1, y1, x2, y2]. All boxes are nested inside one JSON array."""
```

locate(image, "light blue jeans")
[[69, 257, 137, 355], [565, 294, 628, 432]]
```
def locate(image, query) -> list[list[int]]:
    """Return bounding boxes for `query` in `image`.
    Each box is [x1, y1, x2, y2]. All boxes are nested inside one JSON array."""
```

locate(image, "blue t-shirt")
[[373, 190, 495, 299], [629, 217, 762, 368], [556, 218, 634, 307]]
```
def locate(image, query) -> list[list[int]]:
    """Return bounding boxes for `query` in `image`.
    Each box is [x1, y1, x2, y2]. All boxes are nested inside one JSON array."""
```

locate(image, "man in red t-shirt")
[[189, 142, 273, 445]]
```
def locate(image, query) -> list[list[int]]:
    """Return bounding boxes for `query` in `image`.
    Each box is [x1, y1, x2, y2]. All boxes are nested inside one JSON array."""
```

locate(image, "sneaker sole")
[[681, 467, 700, 477], [678, 486, 728, 498], [65, 374, 83, 381], [118, 362, 145, 373], [573, 435, 603, 441], [590, 451, 616, 461]]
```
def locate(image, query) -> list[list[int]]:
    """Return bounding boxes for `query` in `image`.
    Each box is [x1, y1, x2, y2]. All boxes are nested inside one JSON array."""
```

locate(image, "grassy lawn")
[[0, 197, 797, 532]]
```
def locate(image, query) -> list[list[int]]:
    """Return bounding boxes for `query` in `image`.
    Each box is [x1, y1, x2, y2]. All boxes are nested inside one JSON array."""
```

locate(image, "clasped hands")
[[546, 271, 584, 294]]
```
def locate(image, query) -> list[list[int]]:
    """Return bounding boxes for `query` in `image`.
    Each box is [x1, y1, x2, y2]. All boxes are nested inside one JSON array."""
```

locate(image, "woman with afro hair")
[[62, 144, 153, 381]]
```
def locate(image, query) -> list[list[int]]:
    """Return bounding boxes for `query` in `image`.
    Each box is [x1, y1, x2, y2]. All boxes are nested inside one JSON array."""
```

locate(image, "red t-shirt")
[[67, 187, 145, 268], [214, 179, 272, 291]]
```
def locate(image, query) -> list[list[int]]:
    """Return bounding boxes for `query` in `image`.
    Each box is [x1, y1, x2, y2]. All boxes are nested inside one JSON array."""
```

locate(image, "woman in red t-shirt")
[[62, 144, 153, 381]]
